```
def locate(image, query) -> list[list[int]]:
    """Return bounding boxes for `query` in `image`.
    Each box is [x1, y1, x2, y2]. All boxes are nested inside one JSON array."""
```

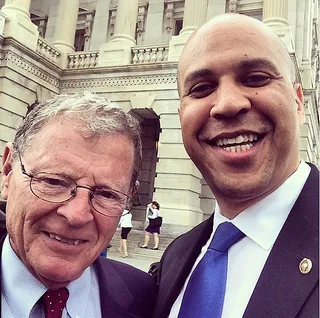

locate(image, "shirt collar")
[[1, 236, 93, 318], [66, 265, 92, 317], [214, 161, 311, 250], [1, 235, 47, 317]]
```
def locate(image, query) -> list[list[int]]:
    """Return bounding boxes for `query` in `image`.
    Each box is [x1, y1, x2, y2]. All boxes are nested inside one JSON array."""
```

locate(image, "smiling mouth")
[[214, 133, 262, 153], [45, 232, 84, 246]]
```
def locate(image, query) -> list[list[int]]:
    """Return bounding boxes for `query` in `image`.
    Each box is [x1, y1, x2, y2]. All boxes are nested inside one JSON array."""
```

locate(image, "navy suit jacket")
[[153, 163, 319, 318], [0, 231, 157, 318]]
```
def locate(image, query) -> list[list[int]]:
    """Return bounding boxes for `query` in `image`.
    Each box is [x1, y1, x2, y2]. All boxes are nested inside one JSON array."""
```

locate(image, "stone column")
[[112, 0, 138, 44], [98, 0, 139, 66], [168, 0, 208, 61], [52, 0, 79, 53], [262, 0, 294, 52], [1, 0, 39, 50], [180, 0, 207, 36]]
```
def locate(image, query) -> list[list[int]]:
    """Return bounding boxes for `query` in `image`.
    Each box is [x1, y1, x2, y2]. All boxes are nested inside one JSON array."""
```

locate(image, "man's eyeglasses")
[[18, 154, 133, 217]]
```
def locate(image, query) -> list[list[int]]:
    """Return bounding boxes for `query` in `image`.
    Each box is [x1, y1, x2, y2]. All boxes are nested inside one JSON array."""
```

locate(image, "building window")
[[30, 12, 48, 38], [174, 19, 183, 35], [242, 11, 262, 21], [163, 0, 184, 42], [74, 29, 85, 51]]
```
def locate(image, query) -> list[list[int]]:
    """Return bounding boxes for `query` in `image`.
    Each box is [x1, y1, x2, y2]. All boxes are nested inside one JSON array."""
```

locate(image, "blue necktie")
[[178, 222, 245, 318]]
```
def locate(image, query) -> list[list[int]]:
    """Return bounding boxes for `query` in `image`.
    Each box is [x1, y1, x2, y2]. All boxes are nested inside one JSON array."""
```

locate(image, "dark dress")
[[145, 207, 161, 234]]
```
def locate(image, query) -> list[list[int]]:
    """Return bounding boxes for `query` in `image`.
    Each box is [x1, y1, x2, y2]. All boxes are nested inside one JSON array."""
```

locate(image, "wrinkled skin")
[[1, 119, 135, 289], [178, 14, 304, 218]]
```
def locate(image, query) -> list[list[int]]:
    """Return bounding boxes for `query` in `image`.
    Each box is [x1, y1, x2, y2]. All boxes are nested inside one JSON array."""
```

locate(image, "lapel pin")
[[299, 258, 312, 274]]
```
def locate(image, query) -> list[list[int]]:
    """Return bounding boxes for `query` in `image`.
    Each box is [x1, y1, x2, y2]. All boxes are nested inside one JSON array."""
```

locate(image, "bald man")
[[152, 14, 319, 318]]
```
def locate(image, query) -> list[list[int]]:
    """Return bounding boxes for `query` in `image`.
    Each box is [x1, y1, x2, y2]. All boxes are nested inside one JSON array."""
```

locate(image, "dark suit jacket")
[[0, 230, 157, 318], [153, 163, 319, 318]]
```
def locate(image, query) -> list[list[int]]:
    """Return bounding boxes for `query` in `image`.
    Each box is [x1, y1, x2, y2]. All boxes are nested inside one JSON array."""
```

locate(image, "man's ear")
[[294, 83, 305, 126], [1, 143, 14, 199]]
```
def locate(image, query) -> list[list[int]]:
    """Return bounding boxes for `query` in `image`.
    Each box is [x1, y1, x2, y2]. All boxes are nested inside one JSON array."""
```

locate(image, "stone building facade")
[[0, 0, 319, 234]]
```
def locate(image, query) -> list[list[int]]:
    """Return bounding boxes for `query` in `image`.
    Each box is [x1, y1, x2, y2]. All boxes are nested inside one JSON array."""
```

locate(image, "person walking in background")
[[117, 208, 133, 258], [140, 201, 162, 250]]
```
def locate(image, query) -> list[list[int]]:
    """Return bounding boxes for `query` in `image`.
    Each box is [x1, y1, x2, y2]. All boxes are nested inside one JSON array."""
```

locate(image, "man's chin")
[[33, 260, 83, 289]]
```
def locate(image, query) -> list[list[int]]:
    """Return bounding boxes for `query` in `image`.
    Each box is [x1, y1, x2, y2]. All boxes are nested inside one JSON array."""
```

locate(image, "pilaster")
[[90, 0, 111, 50]]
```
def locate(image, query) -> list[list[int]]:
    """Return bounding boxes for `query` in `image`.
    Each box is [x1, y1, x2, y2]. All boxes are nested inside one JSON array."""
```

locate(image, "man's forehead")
[[178, 17, 286, 80]]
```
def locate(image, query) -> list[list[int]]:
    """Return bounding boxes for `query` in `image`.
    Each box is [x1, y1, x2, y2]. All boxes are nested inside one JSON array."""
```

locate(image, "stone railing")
[[132, 45, 169, 64], [67, 51, 99, 69], [36, 37, 61, 64]]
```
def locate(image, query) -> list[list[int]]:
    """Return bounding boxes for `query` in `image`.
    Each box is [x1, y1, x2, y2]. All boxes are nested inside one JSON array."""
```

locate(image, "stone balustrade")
[[37, 37, 61, 64], [67, 51, 99, 69], [132, 45, 169, 64]]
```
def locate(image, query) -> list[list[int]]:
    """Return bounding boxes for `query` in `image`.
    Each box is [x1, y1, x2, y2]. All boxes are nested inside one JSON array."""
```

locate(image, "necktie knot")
[[209, 222, 244, 252], [42, 288, 69, 318]]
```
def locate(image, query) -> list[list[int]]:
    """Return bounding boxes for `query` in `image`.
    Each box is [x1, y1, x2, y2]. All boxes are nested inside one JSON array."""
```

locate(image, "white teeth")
[[223, 142, 254, 153], [235, 135, 244, 143], [216, 133, 259, 147], [74, 240, 80, 246], [48, 233, 82, 245]]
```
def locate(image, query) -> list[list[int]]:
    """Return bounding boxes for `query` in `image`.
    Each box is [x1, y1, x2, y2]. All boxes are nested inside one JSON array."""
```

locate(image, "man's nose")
[[56, 188, 94, 227], [209, 81, 251, 119]]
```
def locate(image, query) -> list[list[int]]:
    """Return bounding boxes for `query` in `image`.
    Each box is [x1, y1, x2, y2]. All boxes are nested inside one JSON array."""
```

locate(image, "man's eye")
[[36, 176, 69, 187], [243, 74, 271, 87], [189, 83, 215, 98], [96, 189, 118, 200]]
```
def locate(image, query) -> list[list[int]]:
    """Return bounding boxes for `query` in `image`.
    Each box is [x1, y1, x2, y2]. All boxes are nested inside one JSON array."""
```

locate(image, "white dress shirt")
[[1, 236, 102, 318], [169, 161, 311, 318], [119, 209, 133, 228]]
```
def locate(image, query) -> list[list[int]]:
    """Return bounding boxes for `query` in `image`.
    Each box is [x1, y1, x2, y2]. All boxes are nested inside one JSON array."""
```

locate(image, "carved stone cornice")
[[0, 50, 60, 88], [60, 73, 177, 91]]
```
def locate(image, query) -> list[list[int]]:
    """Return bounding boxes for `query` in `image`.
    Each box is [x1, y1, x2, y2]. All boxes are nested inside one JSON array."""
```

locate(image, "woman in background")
[[117, 208, 133, 258], [140, 201, 161, 250]]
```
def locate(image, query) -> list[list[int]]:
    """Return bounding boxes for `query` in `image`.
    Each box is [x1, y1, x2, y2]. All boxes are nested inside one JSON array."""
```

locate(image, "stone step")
[[106, 228, 177, 262], [107, 246, 163, 262], [110, 228, 176, 249]]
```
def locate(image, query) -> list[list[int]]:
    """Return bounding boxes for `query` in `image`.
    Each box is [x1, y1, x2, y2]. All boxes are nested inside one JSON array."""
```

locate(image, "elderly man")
[[152, 14, 319, 318], [1, 92, 157, 317]]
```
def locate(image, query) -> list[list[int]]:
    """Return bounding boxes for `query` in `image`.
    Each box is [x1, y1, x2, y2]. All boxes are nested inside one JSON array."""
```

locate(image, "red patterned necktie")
[[41, 288, 69, 318]]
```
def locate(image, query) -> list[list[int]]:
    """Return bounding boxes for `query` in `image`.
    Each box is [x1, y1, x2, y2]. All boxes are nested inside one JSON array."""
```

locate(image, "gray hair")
[[13, 92, 142, 188]]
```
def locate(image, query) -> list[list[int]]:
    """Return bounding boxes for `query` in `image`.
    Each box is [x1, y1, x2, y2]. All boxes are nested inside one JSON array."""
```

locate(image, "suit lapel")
[[95, 257, 140, 318], [244, 164, 319, 318], [154, 214, 214, 318]]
